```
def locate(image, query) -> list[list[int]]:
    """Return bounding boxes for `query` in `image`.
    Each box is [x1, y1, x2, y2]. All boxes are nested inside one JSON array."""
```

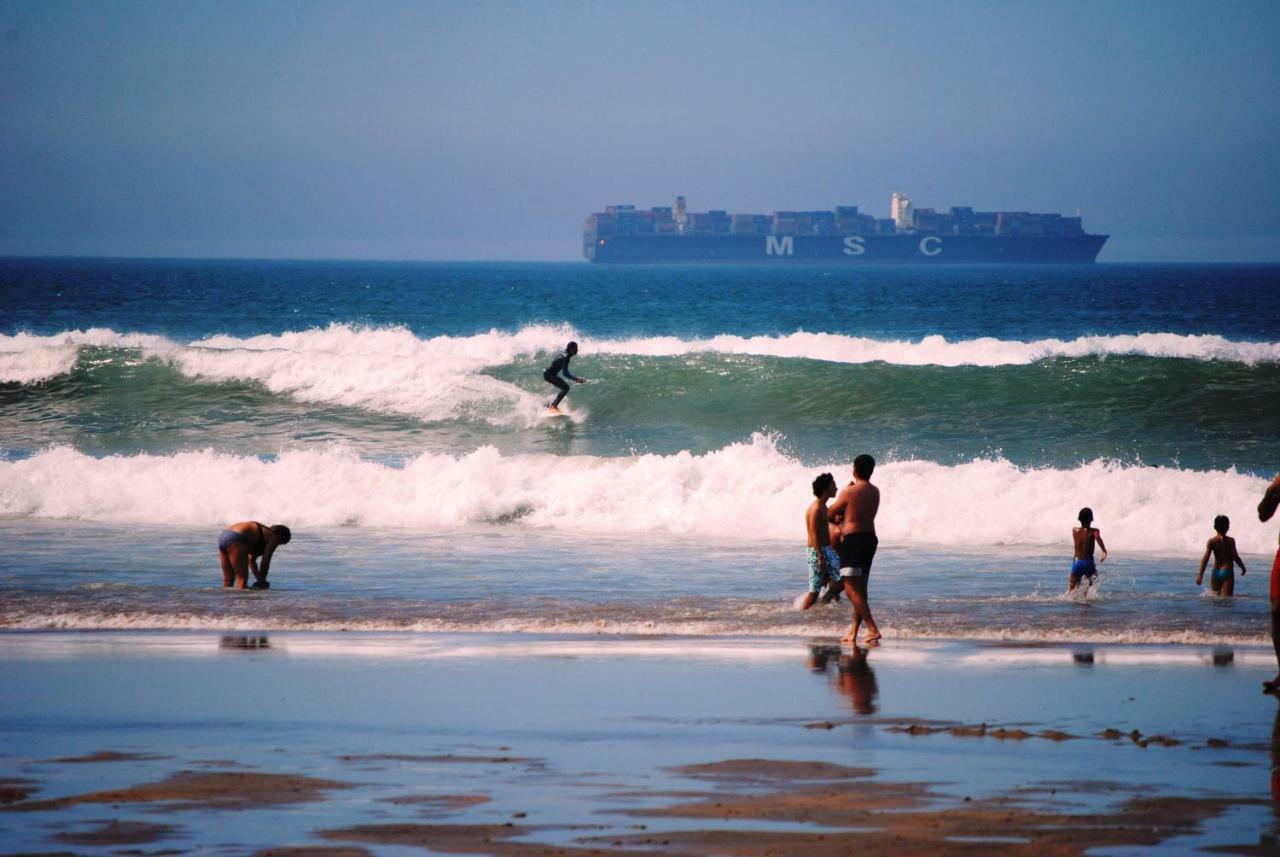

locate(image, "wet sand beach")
[[2, 632, 1278, 855]]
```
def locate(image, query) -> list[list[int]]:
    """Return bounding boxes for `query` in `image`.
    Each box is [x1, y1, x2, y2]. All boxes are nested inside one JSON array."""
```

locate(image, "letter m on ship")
[[766, 235, 794, 256]]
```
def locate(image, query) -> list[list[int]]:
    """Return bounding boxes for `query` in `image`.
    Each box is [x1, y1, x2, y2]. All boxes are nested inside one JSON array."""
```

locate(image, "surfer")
[[218, 521, 291, 590], [543, 341, 585, 412], [1258, 474, 1280, 693], [1196, 515, 1246, 596], [798, 472, 841, 610], [1069, 507, 1107, 593], [828, 454, 882, 644]]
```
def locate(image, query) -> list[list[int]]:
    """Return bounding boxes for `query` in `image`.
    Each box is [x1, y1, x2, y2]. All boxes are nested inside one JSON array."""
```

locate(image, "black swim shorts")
[[838, 532, 878, 579]]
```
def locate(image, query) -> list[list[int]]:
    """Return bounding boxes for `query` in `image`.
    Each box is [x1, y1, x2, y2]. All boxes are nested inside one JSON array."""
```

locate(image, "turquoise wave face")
[[520, 354, 1279, 471], [4, 346, 1276, 473]]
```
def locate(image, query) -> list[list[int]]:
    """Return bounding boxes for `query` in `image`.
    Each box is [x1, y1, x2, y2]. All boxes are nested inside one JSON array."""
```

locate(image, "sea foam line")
[[0, 611, 1267, 648], [1, 436, 1273, 554], [591, 330, 1280, 367], [3, 325, 1277, 388]]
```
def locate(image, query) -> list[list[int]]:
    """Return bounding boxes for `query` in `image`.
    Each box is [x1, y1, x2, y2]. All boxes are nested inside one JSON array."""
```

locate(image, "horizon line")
[[3, 254, 1279, 266]]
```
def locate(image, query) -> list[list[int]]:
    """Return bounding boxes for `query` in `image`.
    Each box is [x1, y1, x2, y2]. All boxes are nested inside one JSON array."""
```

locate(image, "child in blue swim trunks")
[[798, 472, 841, 610], [1197, 514, 1246, 596], [1070, 507, 1108, 593]]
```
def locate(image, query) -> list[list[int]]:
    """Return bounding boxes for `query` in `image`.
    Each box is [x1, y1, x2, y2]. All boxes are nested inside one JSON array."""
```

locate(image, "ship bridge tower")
[[674, 195, 688, 235], [892, 192, 913, 231]]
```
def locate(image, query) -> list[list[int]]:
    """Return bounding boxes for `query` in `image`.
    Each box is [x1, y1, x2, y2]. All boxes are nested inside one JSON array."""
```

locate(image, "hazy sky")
[[2, 0, 1278, 261]]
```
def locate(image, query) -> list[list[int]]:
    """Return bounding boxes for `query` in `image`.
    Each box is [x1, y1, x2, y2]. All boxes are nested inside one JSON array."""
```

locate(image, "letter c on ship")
[[843, 236, 866, 256], [919, 236, 943, 256]]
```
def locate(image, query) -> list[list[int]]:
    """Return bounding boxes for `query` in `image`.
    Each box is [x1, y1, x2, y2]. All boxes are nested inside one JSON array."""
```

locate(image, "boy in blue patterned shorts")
[[798, 472, 842, 610]]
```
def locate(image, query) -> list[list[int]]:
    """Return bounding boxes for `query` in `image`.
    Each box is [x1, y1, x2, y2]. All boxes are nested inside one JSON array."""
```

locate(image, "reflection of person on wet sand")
[[219, 635, 271, 650], [1258, 474, 1280, 693], [1272, 704, 1280, 806], [806, 643, 879, 715], [837, 647, 879, 715]]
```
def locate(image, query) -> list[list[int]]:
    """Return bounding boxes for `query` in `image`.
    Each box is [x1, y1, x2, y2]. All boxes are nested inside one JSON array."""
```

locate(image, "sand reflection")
[[807, 643, 878, 715], [219, 635, 271, 651]]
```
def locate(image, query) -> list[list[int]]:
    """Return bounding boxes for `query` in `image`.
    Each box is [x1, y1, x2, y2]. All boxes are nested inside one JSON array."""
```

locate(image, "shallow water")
[[1, 521, 1271, 645]]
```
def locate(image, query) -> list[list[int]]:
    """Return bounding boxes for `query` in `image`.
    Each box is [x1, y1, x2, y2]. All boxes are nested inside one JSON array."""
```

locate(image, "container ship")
[[584, 193, 1108, 264]]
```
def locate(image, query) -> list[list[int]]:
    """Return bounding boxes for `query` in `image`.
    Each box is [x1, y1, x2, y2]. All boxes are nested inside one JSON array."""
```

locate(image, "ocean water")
[[2, 258, 1278, 644]]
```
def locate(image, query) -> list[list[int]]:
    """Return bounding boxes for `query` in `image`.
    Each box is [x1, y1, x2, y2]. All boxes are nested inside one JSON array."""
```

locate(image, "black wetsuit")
[[543, 351, 580, 407]]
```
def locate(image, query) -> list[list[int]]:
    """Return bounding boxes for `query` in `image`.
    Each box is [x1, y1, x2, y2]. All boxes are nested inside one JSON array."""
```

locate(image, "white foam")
[[591, 330, 1280, 366], [1, 437, 1274, 554], [3, 325, 1276, 395], [176, 324, 574, 426], [0, 329, 175, 384], [0, 325, 574, 425], [1, 611, 1268, 647]]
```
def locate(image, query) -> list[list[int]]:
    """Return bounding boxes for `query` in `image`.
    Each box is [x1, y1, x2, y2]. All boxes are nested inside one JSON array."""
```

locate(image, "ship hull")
[[585, 233, 1108, 264]]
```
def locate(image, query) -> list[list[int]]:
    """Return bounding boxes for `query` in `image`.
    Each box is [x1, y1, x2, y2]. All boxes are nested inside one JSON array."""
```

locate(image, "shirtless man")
[[1258, 474, 1280, 692], [798, 473, 841, 611], [828, 454, 881, 643], [218, 521, 291, 589], [1070, 507, 1107, 593], [1196, 515, 1246, 596]]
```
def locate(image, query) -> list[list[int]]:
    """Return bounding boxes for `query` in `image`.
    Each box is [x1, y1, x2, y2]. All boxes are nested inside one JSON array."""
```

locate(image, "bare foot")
[[863, 633, 882, 643], [547, 406, 560, 413], [840, 630, 857, 643]]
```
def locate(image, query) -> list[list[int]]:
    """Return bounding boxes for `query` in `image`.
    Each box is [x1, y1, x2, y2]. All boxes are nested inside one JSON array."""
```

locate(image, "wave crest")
[[2, 436, 1273, 554], [4, 325, 1277, 388]]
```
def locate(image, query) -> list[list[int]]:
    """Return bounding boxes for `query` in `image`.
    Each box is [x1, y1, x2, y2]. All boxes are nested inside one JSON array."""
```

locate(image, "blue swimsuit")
[[1070, 558, 1097, 581], [218, 525, 263, 554]]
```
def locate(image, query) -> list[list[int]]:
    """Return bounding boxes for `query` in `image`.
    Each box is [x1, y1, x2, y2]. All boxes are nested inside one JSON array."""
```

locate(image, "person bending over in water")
[[543, 341, 585, 412], [1069, 507, 1108, 593], [219, 521, 291, 589], [828, 454, 881, 643], [798, 472, 841, 610], [1258, 474, 1280, 693], [1197, 515, 1246, 596]]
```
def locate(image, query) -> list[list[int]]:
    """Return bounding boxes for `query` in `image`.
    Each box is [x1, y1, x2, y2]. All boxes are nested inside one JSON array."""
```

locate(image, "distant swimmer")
[[1069, 507, 1108, 593], [218, 521, 291, 590], [543, 341, 585, 412], [798, 472, 841, 611], [828, 454, 882, 644], [1258, 473, 1280, 693], [1196, 515, 1246, 596]]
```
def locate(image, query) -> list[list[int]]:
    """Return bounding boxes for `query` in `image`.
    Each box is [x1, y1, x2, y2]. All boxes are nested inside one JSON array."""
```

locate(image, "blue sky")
[[2, 0, 1278, 260]]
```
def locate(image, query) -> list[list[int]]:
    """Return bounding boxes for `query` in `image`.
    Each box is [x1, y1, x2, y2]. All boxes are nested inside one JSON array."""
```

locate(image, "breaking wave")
[[1, 435, 1273, 554], [4, 325, 1277, 389]]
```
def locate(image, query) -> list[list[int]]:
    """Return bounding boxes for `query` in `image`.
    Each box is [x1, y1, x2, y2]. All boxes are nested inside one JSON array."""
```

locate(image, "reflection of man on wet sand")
[[1259, 474, 1280, 693], [1272, 705, 1280, 805], [837, 648, 879, 715], [806, 643, 878, 716]]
